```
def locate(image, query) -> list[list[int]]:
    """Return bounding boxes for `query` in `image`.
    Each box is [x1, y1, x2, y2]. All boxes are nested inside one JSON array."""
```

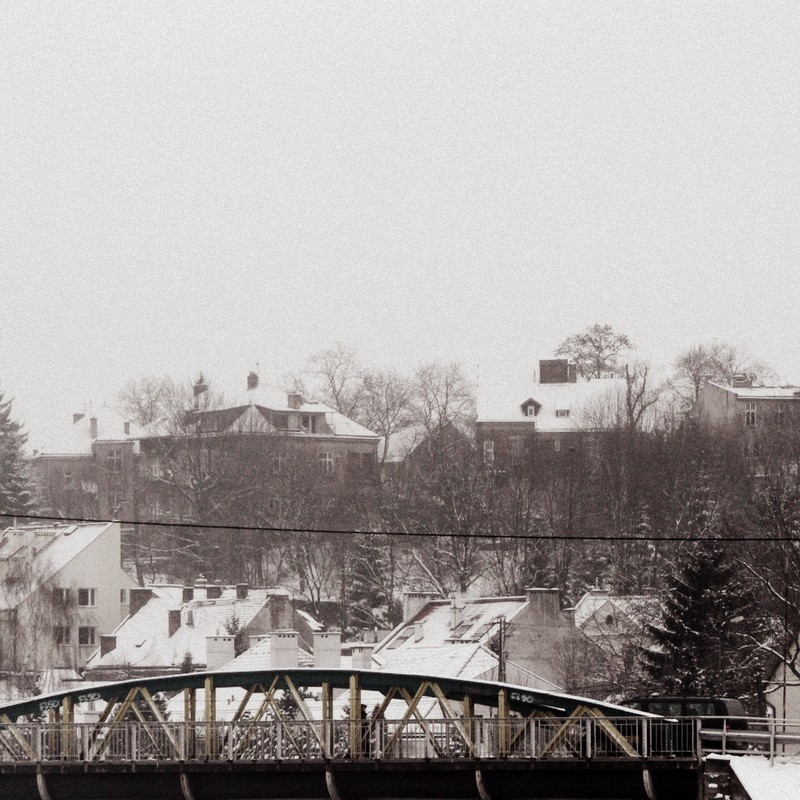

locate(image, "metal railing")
[[698, 717, 800, 765], [0, 716, 708, 764]]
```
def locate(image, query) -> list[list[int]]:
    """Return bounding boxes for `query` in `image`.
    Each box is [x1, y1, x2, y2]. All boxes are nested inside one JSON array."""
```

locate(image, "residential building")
[[693, 377, 800, 435], [28, 410, 140, 522], [367, 589, 607, 695], [84, 584, 322, 680], [0, 521, 138, 692], [476, 359, 626, 471], [572, 588, 660, 696]]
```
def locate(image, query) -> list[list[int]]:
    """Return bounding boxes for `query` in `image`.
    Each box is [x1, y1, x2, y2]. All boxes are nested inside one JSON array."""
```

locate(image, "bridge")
[[0, 669, 702, 799]]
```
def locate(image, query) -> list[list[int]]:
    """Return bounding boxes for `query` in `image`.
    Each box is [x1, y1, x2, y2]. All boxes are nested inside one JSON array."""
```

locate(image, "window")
[[555, 409, 570, 418], [78, 627, 96, 646], [483, 440, 495, 465], [776, 403, 785, 425], [54, 626, 71, 646], [107, 448, 123, 473], [745, 402, 757, 427], [526, 405, 537, 417], [510, 437, 523, 465], [109, 488, 124, 517], [150, 456, 161, 478], [319, 452, 334, 474], [78, 588, 96, 607], [53, 587, 70, 606], [554, 439, 561, 452]]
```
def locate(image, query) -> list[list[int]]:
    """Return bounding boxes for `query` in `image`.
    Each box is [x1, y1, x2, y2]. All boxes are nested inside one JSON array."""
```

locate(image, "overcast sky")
[[2, 2, 799, 447]]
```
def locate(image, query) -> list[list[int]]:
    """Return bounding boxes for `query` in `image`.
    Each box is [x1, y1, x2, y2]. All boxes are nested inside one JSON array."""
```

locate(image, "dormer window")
[[555, 409, 570, 418], [521, 398, 541, 417]]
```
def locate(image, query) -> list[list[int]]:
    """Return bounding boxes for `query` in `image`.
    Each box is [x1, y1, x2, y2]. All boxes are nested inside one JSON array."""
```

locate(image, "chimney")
[[539, 359, 576, 384], [129, 588, 153, 616], [350, 643, 374, 670], [270, 631, 299, 669], [73, 413, 85, 424], [168, 609, 181, 637], [451, 597, 463, 631], [206, 636, 236, 670], [182, 587, 194, 603], [206, 585, 223, 600], [402, 590, 439, 623], [525, 588, 561, 624], [236, 583, 249, 600], [267, 591, 294, 630], [313, 630, 342, 669], [247, 371, 259, 391], [124, 421, 131, 436], [287, 392, 303, 410], [90, 416, 98, 439], [100, 635, 116, 657]]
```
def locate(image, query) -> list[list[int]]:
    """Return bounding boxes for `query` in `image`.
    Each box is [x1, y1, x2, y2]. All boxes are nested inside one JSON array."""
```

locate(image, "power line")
[[0, 511, 795, 543]]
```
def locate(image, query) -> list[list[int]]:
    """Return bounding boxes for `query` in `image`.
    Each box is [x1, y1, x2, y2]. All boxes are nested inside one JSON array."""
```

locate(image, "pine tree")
[[0, 390, 33, 515], [641, 538, 765, 707]]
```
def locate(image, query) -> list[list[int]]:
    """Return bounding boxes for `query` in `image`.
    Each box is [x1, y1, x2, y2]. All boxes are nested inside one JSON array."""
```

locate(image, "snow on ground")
[[710, 755, 800, 799]]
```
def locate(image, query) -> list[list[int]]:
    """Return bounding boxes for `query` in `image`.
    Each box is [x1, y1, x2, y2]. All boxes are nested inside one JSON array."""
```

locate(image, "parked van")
[[622, 696, 752, 754]]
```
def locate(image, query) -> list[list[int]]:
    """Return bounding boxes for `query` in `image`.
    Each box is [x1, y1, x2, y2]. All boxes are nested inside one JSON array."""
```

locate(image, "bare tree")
[[306, 343, 365, 419], [117, 375, 177, 427], [358, 369, 415, 467], [411, 361, 475, 434], [672, 341, 775, 406], [555, 324, 633, 379]]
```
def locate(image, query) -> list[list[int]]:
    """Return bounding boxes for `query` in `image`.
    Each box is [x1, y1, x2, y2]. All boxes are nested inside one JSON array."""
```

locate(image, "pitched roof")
[[0, 523, 117, 608], [29, 408, 140, 456], [478, 377, 628, 432]]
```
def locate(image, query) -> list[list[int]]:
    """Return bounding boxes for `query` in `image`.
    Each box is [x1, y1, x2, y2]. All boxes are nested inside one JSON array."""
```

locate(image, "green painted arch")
[[0, 669, 649, 722]]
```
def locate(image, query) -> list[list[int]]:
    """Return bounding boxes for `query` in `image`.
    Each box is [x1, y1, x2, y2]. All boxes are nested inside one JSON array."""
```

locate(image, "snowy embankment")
[[708, 754, 800, 799]]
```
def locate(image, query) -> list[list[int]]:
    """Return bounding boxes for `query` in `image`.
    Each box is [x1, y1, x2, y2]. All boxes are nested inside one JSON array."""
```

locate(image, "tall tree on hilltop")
[[0, 390, 33, 515], [555, 324, 633, 379]]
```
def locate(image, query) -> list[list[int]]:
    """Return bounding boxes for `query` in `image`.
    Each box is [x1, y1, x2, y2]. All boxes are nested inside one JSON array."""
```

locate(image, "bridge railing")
[[0, 717, 687, 763], [698, 717, 800, 765]]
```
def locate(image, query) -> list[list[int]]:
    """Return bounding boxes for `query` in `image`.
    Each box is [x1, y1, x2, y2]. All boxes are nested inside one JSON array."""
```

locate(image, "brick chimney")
[[90, 416, 98, 439], [182, 586, 194, 603], [539, 359, 577, 384], [313, 630, 341, 669], [402, 590, 439, 623], [206, 636, 236, 670], [269, 631, 299, 669], [525, 588, 561, 624], [236, 583, 249, 600], [267, 591, 294, 630], [287, 392, 303, 410], [247, 371, 259, 390], [351, 643, 374, 670], [206, 585, 223, 600]]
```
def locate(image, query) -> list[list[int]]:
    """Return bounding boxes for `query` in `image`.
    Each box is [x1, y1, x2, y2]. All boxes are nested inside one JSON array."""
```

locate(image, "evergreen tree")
[[641, 538, 765, 707], [0, 390, 33, 515]]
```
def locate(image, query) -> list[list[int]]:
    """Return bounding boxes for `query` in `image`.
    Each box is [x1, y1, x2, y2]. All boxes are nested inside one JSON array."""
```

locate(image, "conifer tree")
[[642, 538, 765, 706], [0, 390, 33, 515]]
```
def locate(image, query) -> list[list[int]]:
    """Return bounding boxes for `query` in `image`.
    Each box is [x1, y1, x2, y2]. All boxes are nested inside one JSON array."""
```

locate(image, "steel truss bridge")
[[0, 669, 700, 800]]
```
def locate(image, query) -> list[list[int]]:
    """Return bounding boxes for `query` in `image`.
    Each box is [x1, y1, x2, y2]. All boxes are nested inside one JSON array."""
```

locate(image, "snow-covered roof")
[[0, 523, 117, 608], [706, 381, 800, 400], [85, 586, 287, 672], [217, 636, 314, 672], [478, 377, 628, 432], [572, 590, 660, 630], [29, 407, 140, 456]]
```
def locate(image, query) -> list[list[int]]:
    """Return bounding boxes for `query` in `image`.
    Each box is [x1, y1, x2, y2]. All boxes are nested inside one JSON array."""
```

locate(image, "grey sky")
[[2, 2, 799, 447]]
